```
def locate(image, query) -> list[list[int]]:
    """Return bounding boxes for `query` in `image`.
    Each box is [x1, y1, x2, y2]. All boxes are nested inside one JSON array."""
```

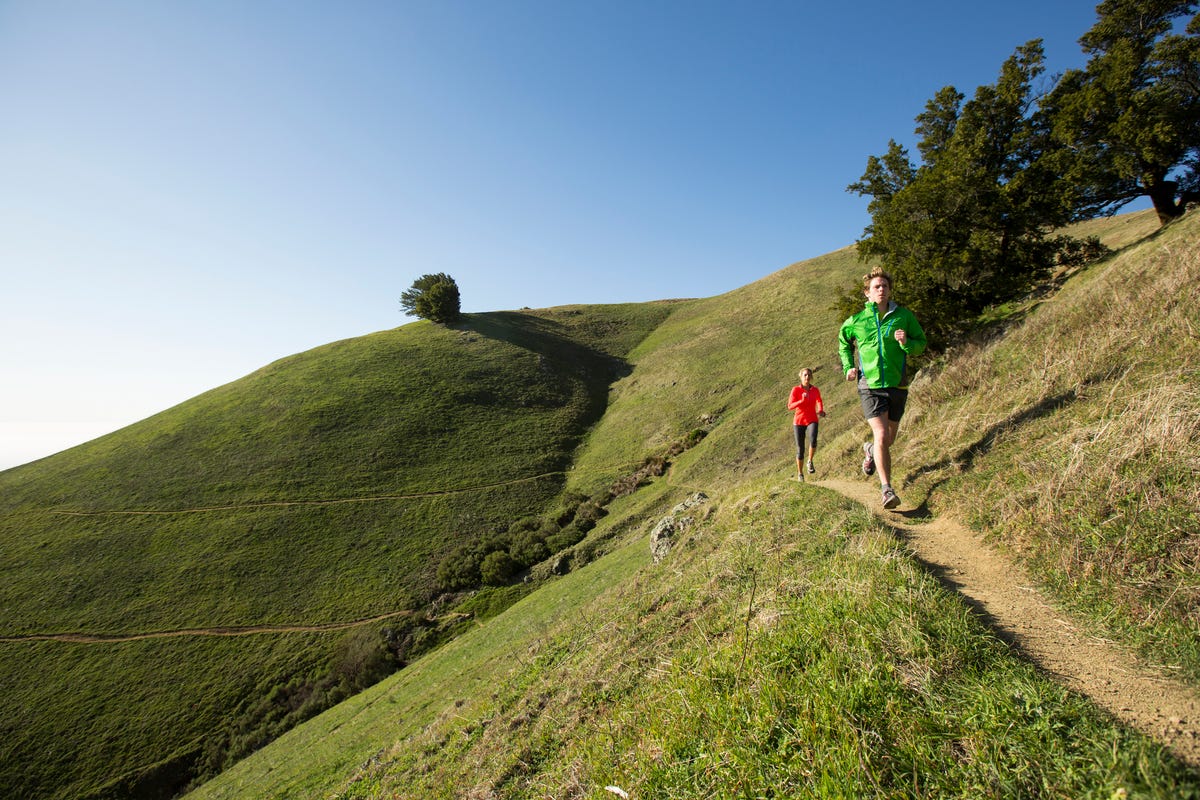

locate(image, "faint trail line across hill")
[[45, 460, 651, 517], [0, 610, 416, 644], [813, 476, 1200, 768], [47, 471, 571, 517]]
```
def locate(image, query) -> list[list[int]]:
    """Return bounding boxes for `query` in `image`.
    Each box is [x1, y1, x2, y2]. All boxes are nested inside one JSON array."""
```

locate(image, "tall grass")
[[893, 210, 1200, 677], [7, 206, 1193, 799], [191, 211, 1200, 798], [319, 484, 1198, 799]]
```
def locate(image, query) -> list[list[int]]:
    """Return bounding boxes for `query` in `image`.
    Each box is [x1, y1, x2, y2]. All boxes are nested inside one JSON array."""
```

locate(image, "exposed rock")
[[650, 492, 708, 563]]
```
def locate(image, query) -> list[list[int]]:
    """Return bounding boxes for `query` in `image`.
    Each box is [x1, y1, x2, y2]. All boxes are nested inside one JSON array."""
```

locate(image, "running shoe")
[[881, 486, 901, 509], [807, 460, 815, 474], [861, 442, 875, 476]]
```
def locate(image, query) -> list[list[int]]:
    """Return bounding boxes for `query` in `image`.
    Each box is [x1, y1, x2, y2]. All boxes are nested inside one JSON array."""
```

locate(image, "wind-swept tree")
[[400, 272, 461, 324], [1044, 0, 1200, 223], [847, 42, 1098, 346]]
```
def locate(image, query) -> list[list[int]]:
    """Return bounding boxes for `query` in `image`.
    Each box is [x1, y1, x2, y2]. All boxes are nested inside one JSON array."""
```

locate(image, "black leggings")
[[794, 423, 819, 459]]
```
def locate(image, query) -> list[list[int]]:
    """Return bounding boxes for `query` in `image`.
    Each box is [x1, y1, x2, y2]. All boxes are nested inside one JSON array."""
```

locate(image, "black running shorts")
[[859, 387, 908, 422]]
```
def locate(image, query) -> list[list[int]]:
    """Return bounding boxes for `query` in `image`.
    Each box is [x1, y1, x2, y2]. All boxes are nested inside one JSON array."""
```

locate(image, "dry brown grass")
[[895, 210, 1200, 672]]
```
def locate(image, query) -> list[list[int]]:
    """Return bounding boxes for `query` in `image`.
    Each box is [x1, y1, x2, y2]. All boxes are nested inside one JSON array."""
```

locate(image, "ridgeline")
[[3, 209, 1198, 799]]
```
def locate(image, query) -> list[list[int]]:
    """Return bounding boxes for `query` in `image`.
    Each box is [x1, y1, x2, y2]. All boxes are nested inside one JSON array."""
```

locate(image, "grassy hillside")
[[0, 302, 675, 800], [874, 209, 1200, 679], [267, 484, 1196, 798], [564, 243, 869, 497], [187, 209, 1200, 798], [7, 207, 1194, 799]]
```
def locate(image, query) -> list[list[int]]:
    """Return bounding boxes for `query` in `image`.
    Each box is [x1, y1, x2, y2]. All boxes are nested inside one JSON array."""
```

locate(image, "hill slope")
[[0, 302, 676, 800], [187, 210, 1200, 797]]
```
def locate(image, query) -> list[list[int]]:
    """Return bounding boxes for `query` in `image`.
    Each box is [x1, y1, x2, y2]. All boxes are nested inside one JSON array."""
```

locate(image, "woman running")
[[787, 368, 825, 480]]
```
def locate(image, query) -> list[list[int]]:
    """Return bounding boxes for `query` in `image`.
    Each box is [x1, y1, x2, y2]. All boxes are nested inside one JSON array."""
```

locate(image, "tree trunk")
[[1147, 179, 1186, 225]]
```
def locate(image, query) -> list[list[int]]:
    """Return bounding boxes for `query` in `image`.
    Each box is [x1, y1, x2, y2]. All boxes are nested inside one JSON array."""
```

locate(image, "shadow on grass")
[[461, 311, 635, 434], [902, 388, 1081, 496], [892, 534, 1025, 651]]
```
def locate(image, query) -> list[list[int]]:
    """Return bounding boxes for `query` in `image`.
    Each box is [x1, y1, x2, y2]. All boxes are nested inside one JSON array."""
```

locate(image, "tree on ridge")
[[401, 273, 462, 325]]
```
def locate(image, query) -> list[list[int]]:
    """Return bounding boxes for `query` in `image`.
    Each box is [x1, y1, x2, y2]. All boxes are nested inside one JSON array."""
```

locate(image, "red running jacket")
[[788, 385, 824, 426]]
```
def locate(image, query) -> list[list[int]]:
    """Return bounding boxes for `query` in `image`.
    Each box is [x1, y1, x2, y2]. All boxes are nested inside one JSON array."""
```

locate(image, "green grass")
[[5, 207, 1198, 799], [187, 484, 675, 800], [566, 244, 870, 497], [201, 483, 1198, 798], [187, 209, 1200, 799], [0, 303, 674, 799], [566, 486, 1193, 799], [880, 209, 1200, 681]]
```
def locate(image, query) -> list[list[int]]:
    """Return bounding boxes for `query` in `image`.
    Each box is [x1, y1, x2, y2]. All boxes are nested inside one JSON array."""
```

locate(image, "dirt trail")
[[815, 476, 1200, 767]]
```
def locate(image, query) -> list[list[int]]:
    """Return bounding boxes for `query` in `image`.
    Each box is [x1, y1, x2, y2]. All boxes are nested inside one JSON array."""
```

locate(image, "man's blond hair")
[[861, 266, 893, 290]]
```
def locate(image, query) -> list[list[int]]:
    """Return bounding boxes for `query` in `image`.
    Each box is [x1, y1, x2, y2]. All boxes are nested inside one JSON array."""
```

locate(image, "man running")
[[838, 267, 926, 509]]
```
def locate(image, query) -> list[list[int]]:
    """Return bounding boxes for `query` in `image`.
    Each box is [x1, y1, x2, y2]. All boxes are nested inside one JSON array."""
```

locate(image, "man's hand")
[[845, 368, 858, 381], [894, 329, 908, 346]]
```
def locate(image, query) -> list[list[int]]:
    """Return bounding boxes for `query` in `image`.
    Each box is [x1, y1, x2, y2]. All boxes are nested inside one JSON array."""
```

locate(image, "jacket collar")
[[865, 300, 898, 316]]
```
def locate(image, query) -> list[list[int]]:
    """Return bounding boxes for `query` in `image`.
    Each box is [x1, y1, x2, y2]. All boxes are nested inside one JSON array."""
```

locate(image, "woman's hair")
[[861, 266, 893, 290]]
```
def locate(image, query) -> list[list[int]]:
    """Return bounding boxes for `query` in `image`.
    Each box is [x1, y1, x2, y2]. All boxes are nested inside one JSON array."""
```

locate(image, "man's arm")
[[901, 310, 927, 357], [838, 317, 858, 378]]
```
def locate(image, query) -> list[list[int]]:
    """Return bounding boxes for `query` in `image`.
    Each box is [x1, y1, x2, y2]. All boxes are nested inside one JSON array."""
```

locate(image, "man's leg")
[[867, 414, 891, 488], [876, 418, 901, 486]]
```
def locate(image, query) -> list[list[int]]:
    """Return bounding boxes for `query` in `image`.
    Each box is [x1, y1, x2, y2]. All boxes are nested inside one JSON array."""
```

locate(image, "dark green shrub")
[[546, 523, 587, 552], [400, 273, 461, 324], [332, 627, 396, 691], [575, 501, 606, 523], [589, 487, 615, 506], [437, 545, 482, 590], [509, 530, 550, 567], [480, 550, 518, 586], [508, 516, 541, 535]]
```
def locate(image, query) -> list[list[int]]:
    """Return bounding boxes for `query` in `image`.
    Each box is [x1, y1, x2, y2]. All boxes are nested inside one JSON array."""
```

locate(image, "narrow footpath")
[[815, 476, 1200, 767], [0, 610, 414, 644]]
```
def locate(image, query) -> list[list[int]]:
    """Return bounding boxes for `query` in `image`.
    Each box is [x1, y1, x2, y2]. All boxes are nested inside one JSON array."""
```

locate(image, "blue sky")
[[0, 0, 1134, 470]]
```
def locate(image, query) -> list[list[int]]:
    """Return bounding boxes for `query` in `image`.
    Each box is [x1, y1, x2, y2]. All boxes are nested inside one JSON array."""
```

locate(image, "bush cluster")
[[435, 427, 710, 593]]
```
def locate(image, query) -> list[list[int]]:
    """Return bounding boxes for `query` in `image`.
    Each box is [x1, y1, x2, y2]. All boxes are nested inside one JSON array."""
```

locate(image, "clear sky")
[[0, 0, 1138, 471]]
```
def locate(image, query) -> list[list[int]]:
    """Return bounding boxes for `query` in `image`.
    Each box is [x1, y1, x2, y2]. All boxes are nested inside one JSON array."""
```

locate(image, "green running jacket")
[[838, 301, 927, 389]]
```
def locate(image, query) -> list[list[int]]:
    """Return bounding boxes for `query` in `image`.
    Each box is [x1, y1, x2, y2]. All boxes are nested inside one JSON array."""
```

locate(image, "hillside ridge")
[[0, 303, 680, 800], [186, 208, 1200, 799], [6, 209, 1197, 799]]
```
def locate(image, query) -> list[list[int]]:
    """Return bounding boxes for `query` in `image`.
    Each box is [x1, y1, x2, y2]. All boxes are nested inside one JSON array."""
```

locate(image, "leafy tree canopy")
[[1044, 0, 1200, 222], [843, 0, 1197, 346], [847, 42, 1101, 346], [400, 272, 462, 325]]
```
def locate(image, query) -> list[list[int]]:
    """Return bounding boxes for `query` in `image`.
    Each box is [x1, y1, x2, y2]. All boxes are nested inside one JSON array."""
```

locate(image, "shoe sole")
[[861, 443, 875, 476], [882, 494, 901, 510]]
